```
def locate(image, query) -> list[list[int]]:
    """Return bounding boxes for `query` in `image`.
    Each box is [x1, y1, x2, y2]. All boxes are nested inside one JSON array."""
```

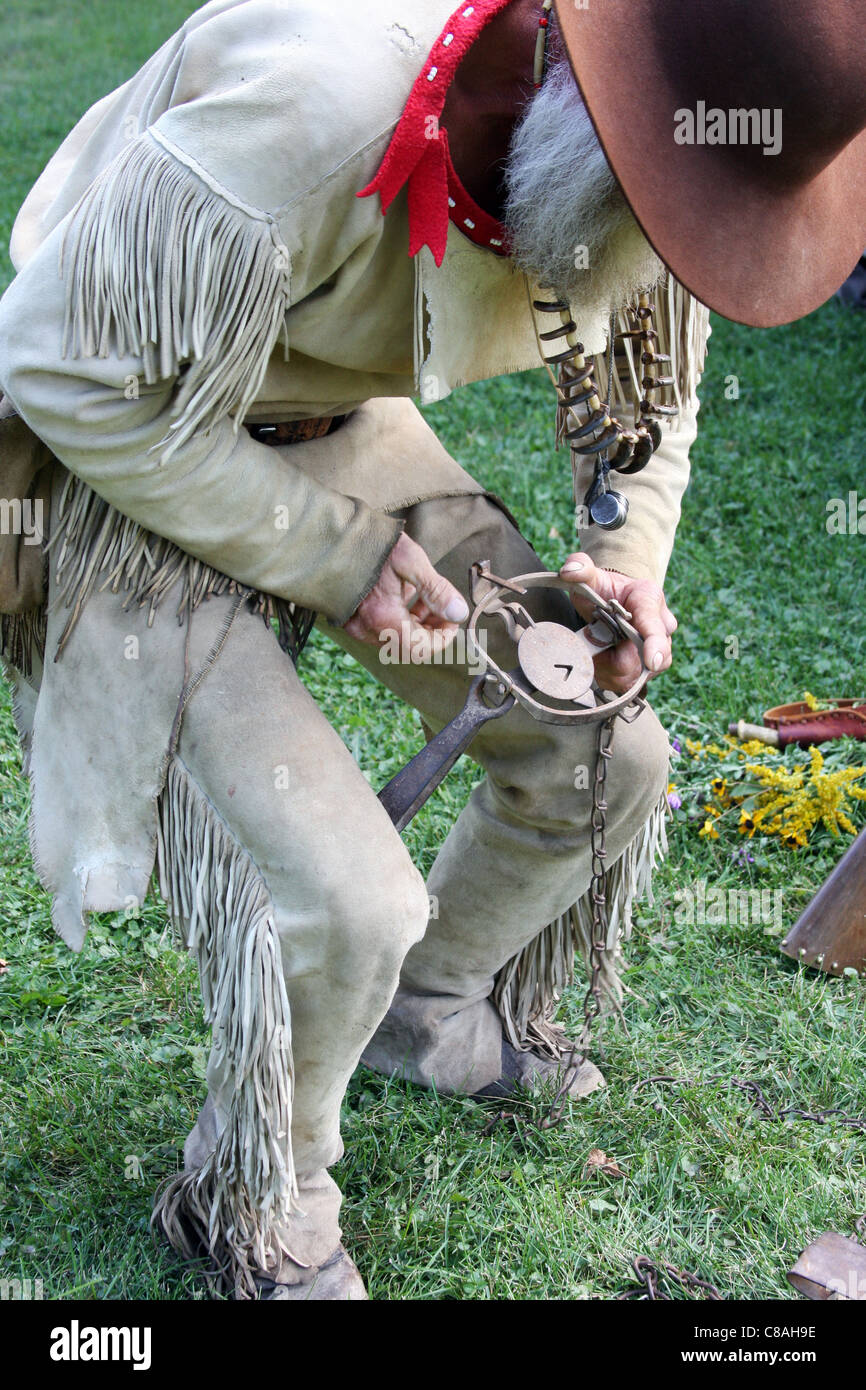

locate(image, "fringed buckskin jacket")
[[0, 0, 708, 948]]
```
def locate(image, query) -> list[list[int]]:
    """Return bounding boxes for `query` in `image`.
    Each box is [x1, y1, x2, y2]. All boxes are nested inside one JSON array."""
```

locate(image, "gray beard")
[[503, 56, 663, 311]]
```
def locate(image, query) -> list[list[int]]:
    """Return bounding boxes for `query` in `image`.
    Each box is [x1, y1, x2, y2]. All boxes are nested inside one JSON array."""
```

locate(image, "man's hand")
[[343, 532, 469, 659], [559, 552, 677, 693]]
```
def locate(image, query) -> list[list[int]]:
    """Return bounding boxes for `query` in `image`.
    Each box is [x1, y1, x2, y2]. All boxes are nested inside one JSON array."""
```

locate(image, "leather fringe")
[[45, 468, 312, 661], [59, 129, 292, 464], [0, 606, 46, 678], [493, 788, 669, 1057], [152, 756, 298, 1300]]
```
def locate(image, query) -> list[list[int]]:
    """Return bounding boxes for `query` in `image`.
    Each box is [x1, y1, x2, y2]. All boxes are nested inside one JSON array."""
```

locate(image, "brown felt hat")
[[553, 0, 866, 326]]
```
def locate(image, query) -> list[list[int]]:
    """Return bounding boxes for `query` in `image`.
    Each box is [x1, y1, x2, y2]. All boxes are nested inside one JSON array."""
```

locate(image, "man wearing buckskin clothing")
[[1, 0, 863, 1299]]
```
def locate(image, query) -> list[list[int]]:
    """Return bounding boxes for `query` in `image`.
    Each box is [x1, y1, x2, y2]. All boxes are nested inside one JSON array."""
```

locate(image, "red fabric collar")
[[357, 0, 514, 265]]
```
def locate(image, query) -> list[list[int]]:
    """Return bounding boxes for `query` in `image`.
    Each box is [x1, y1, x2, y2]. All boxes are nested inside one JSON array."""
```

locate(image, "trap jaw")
[[465, 561, 651, 726], [377, 563, 652, 832]]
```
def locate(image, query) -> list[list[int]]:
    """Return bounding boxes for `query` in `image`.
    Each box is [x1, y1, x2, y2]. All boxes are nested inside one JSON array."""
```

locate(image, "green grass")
[[1, 0, 866, 1302]]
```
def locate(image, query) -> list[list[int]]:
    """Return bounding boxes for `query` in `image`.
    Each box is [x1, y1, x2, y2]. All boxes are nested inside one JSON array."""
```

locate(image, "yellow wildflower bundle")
[[671, 700, 866, 851]]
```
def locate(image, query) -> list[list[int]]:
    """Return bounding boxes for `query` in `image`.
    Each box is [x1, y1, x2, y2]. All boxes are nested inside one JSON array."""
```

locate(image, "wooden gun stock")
[[781, 826, 866, 975]]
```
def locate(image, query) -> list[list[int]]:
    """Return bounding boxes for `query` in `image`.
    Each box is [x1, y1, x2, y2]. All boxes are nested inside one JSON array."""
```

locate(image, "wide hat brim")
[[554, 0, 866, 327]]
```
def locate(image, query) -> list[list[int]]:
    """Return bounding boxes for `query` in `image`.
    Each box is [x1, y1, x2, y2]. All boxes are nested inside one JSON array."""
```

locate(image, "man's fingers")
[[560, 551, 602, 585], [404, 591, 451, 630], [394, 537, 469, 624], [341, 612, 369, 643], [561, 553, 677, 674], [559, 552, 609, 620], [592, 643, 643, 692], [624, 588, 673, 671], [351, 537, 676, 673], [343, 603, 462, 652], [404, 618, 462, 662], [344, 534, 471, 650]]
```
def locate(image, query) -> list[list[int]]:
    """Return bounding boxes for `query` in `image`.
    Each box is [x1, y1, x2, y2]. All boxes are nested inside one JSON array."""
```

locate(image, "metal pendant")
[[589, 489, 629, 530]]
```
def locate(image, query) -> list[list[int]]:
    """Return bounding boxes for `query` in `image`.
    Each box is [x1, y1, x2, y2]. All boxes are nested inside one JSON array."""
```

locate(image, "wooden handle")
[[728, 720, 780, 745]]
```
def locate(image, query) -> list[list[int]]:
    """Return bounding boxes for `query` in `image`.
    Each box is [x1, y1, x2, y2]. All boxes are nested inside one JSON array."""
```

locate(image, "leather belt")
[[242, 413, 349, 665], [247, 415, 347, 447]]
